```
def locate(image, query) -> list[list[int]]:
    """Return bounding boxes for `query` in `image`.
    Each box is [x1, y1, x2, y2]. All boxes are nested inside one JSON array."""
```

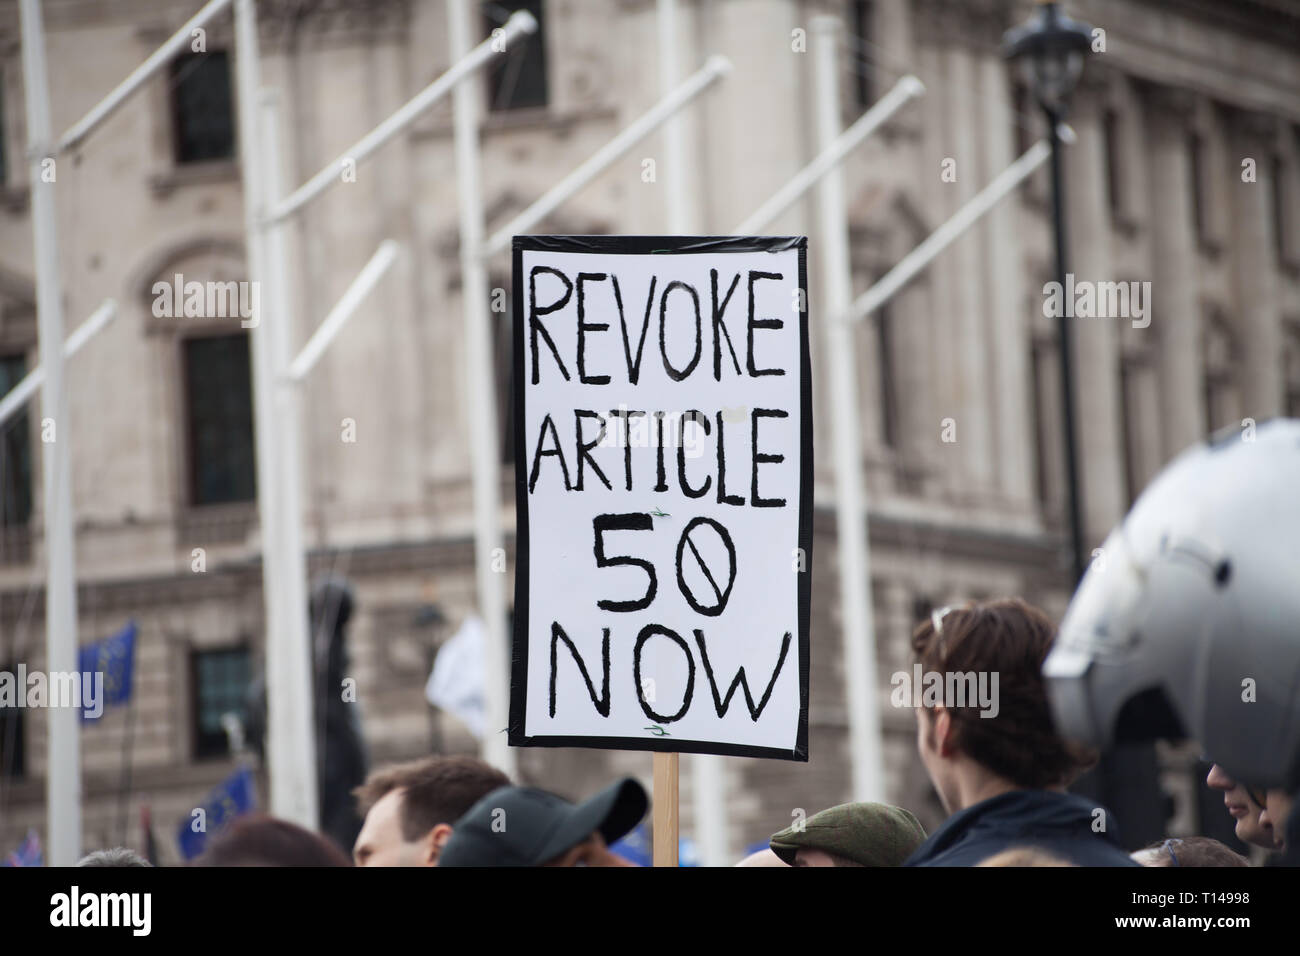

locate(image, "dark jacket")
[[903, 790, 1139, 867]]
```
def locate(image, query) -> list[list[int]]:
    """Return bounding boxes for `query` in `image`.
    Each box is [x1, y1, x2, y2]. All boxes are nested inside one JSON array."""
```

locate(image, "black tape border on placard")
[[508, 235, 812, 763]]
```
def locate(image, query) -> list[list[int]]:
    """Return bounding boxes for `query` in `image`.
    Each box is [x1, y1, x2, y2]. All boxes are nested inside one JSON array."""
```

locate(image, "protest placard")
[[509, 235, 810, 761]]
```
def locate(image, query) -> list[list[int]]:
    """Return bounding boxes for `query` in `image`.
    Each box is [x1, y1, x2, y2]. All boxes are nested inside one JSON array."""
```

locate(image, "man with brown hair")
[[902, 599, 1137, 866], [351, 755, 509, 866]]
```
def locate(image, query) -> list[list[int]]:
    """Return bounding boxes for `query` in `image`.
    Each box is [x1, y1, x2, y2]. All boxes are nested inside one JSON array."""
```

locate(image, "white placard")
[[509, 236, 810, 760]]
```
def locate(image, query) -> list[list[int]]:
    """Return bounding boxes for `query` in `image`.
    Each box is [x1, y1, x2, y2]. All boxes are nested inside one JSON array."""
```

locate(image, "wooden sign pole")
[[652, 752, 679, 867]]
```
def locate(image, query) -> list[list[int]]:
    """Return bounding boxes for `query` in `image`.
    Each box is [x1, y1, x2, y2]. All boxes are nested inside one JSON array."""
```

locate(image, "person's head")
[[1131, 836, 1248, 867], [76, 847, 151, 867], [768, 802, 927, 867], [195, 814, 352, 866], [437, 777, 648, 867], [352, 755, 510, 866], [1205, 764, 1275, 849], [910, 599, 1095, 814], [976, 847, 1076, 867], [1258, 789, 1295, 853], [734, 848, 789, 867]]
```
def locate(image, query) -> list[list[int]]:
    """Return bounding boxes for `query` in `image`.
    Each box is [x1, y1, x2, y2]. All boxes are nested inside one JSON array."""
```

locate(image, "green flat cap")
[[769, 802, 927, 867]]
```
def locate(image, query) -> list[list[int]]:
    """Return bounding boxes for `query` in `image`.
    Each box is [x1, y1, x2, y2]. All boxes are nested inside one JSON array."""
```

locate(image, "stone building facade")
[[1, 0, 1298, 863]]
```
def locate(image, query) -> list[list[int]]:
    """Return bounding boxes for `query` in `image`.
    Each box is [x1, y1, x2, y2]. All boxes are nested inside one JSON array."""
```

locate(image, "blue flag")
[[609, 823, 699, 867], [79, 620, 137, 721], [2, 829, 43, 867], [177, 764, 257, 861]]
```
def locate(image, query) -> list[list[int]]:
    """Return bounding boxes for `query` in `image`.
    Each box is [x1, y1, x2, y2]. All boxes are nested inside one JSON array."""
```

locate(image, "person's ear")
[[425, 823, 453, 866], [933, 706, 953, 757]]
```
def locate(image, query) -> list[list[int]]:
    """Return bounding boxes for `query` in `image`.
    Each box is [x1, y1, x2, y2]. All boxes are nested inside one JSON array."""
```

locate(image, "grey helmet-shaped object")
[[1044, 418, 1300, 791]]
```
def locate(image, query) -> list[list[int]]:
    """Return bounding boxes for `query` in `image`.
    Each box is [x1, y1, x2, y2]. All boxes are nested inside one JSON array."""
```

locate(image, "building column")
[[945, 43, 996, 497], [1063, 80, 1127, 549], [978, 52, 1033, 511], [1142, 85, 1203, 459], [1227, 110, 1284, 422]]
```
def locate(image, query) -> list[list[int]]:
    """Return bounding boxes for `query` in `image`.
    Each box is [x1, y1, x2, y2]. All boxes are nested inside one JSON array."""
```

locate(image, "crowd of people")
[[71, 420, 1300, 868], [74, 597, 1290, 868]]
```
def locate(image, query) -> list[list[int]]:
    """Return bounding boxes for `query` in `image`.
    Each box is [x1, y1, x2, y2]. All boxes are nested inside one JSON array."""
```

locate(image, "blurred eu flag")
[[2, 829, 42, 867], [177, 764, 257, 861], [79, 620, 137, 721], [609, 823, 700, 867]]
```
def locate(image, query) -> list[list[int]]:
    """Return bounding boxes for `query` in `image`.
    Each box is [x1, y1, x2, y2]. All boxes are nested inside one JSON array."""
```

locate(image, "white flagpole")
[[812, 16, 883, 803], [0, 300, 117, 430], [849, 132, 1067, 322], [654, 0, 729, 868], [481, 55, 731, 259], [732, 73, 924, 236], [58, 0, 235, 153], [449, 0, 516, 778], [259, 87, 320, 829], [19, 0, 82, 867], [265, 10, 537, 225]]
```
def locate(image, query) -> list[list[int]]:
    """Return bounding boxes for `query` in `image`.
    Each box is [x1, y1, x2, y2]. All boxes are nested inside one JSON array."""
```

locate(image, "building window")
[[1273, 154, 1289, 266], [490, 284, 516, 466], [1202, 313, 1238, 434], [1011, 81, 1034, 159], [170, 51, 235, 164], [0, 73, 7, 186], [875, 304, 898, 449], [1103, 109, 1123, 221], [191, 645, 251, 760], [1285, 324, 1300, 418], [1119, 357, 1142, 508], [1188, 132, 1207, 248], [850, 1, 874, 108], [0, 354, 32, 528], [0, 660, 23, 778], [183, 333, 256, 506], [483, 1, 548, 112]]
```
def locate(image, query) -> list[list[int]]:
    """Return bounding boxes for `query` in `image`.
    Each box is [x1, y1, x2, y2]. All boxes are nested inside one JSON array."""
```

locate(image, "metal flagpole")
[[258, 87, 320, 829], [285, 240, 402, 382], [848, 131, 1069, 322], [655, 0, 727, 869], [812, 16, 883, 803], [449, 0, 516, 777], [732, 73, 924, 236], [232, 0, 316, 826], [480, 55, 731, 259], [115, 684, 138, 845], [18, 0, 82, 867], [265, 10, 537, 225], [58, 0, 235, 153], [0, 300, 117, 430]]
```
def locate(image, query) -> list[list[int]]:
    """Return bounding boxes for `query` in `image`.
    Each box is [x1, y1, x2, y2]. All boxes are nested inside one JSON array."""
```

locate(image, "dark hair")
[[1139, 836, 1248, 867], [195, 814, 351, 866], [352, 755, 511, 841], [911, 598, 1096, 789]]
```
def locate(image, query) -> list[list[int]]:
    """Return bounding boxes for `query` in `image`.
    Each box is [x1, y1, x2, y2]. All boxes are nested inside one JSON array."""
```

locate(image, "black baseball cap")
[[437, 777, 649, 867]]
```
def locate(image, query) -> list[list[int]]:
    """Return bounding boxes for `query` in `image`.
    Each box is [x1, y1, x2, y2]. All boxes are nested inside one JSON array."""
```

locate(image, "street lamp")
[[1003, 1, 1094, 588], [1004, 5, 1169, 853]]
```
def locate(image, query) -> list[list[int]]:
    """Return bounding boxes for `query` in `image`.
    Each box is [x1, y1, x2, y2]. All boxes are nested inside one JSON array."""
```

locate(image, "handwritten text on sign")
[[511, 238, 809, 759]]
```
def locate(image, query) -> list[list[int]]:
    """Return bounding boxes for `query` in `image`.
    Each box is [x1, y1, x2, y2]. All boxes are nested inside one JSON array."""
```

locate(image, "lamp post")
[[1003, 4, 1167, 852], [1003, 1, 1093, 587]]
